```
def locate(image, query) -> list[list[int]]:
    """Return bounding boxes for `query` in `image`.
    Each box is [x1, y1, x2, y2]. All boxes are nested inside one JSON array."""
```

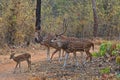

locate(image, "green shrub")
[[96, 42, 120, 57]]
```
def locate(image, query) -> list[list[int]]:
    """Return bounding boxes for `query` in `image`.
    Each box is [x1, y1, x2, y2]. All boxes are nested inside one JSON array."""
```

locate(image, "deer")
[[50, 35, 81, 60], [50, 20, 94, 67], [50, 35, 93, 61], [51, 37, 94, 67], [50, 22, 93, 62], [40, 33, 64, 62], [34, 25, 66, 62], [35, 31, 65, 62], [10, 52, 31, 73]]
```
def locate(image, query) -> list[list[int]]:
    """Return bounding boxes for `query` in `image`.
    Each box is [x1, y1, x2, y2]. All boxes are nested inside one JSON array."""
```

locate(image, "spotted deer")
[[50, 21, 94, 67], [51, 36, 94, 67], [41, 33, 64, 61], [51, 37, 94, 67], [34, 30, 65, 62], [10, 52, 31, 73], [50, 35, 93, 60]]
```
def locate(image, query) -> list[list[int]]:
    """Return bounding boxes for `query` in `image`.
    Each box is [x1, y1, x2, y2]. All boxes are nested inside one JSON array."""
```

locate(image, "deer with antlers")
[[51, 36, 94, 67], [50, 19, 94, 67], [10, 52, 31, 73], [51, 37, 94, 67]]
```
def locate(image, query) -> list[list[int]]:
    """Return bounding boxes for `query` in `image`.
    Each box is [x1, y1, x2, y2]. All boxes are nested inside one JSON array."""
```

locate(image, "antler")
[[57, 18, 67, 36]]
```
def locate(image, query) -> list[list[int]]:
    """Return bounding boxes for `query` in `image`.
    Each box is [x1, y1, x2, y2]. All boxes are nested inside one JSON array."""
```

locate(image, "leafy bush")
[[92, 42, 120, 57]]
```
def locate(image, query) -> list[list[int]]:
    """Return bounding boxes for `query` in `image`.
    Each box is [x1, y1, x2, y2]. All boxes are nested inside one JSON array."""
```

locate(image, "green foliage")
[[93, 42, 111, 57], [116, 56, 120, 65], [93, 42, 119, 57], [100, 67, 111, 74], [99, 43, 108, 56], [116, 44, 120, 50]]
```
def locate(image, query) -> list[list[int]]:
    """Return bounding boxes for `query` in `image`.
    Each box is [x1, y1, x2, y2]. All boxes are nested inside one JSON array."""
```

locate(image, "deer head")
[[10, 53, 15, 59], [40, 33, 54, 45], [51, 19, 67, 44]]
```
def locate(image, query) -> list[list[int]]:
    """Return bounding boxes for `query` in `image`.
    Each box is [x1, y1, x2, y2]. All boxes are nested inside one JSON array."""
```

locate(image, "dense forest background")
[[0, 0, 120, 47]]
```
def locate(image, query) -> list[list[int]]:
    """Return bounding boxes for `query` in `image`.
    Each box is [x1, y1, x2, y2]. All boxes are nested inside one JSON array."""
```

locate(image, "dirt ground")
[[0, 44, 119, 80]]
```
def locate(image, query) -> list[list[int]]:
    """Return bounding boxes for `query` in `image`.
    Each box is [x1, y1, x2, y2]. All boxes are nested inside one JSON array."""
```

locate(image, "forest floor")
[[0, 44, 120, 80]]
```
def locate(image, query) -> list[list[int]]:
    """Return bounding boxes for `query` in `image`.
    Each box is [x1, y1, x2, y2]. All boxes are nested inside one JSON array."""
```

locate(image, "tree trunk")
[[91, 0, 98, 37], [35, 0, 42, 43], [35, 0, 41, 30]]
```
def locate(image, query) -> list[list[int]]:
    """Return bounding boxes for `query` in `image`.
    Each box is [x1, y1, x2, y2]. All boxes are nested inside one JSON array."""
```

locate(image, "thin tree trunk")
[[35, 0, 41, 30], [35, 0, 43, 43], [91, 0, 98, 37]]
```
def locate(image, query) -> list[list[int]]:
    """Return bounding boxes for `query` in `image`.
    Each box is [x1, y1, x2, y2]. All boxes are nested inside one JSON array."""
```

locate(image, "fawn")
[[10, 52, 31, 73]]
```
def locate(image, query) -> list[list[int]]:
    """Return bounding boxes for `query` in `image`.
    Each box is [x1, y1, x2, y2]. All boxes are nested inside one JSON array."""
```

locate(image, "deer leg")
[[27, 60, 29, 68], [83, 51, 90, 65], [46, 47, 50, 61], [86, 51, 92, 62], [29, 60, 31, 70], [73, 52, 79, 66], [18, 63, 20, 68], [19, 62, 21, 72], [14, 63, 19, 73], [58, 49, 62, 62], [27, 60, 31, 70], [63, 53, 69, 68], [50, 49, 59, 60], [88, 52, 92, 61], [15, 63, 19, 68], [62, 50, 65, 57], [60, 49, 65, 60]]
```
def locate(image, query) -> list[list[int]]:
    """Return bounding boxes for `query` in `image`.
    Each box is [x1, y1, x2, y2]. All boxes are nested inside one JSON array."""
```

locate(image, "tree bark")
[[35, 0, 41, 30], [91, 0, 98, 37]]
